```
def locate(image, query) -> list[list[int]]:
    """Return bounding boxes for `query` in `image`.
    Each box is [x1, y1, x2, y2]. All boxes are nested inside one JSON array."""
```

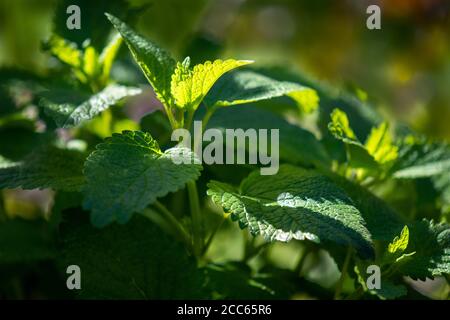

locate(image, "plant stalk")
[[334, 247, 353, 300], [187, 181, 203, 257]]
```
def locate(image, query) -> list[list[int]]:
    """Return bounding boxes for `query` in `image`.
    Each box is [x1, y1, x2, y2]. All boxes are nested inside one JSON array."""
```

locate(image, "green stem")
[[143, 202, 192, 252], [202, 105, 218, 131], [334, 247, 353, 300], [202, 217, 225, 256], [163, 105, 179, 130], [154, 201, 191, 245], [187, 181, 203, 257], [185, 109, 195, 130]]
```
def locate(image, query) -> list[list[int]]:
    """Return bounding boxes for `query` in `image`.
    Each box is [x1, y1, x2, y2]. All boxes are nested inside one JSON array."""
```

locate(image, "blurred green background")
[[0, 0, 449, 138]]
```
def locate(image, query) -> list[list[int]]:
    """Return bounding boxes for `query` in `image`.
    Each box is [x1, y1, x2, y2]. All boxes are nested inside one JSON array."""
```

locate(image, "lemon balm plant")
[[0, 13, 449, 300]]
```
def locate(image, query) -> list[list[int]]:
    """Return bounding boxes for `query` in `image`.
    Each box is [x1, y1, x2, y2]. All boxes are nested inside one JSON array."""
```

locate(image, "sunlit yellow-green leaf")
[[47, 35, 82, 69], [82, 45, 99, 78], [328, 108, 357, 142], [99, 34, 123, 86], [288, 88, 319, 114], [388, 225, 409, 254], [171, 57, 253, 110], [365, 122, 398, 164]]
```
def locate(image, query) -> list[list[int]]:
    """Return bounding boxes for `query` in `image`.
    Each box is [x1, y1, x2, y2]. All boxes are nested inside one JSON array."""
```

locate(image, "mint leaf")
[[398, 220, 450, 279], [365, 122, 398, 165], [328, 108, 358, 143], [171, 57, 253, 110], [98, 34, 123, 85], [204, 106, 330, 168], [328, 109, 398, 170], [354, 263, 407, 300], [328, 109, 378, 169], [207, 165, 374, 258], [106, 13, 176, 107], [204, 70, 318, 113], [44, 35, 89, 84], [388, 225, 409, 254], [0, 146, 85, 192], [325, 174, 405, 241], [83, 130, 202, 227], [45, 35, 82, 69], [41, 84, 141, 128], [432, 171, 450, 214], [59, 213, 206, 299], [392, 140, 450, 178]]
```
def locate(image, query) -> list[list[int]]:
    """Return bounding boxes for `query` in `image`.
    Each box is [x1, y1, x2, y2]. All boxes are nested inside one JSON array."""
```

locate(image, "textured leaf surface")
[[398, 220, 450, 279], [106, 13, 176, 107], [171, 58, 252, 110], [0, 146, 85, 191], [59, 213, 206, 299], [204, 106, 330, 168], [207, 165, 374, 258], [203, 70, 319, 113], [330, 174, 404, 241], [41, 84, 141, 128], [83, 130, 202, 227], [432, 171, 450, 214], [392, 140, 450, 178]]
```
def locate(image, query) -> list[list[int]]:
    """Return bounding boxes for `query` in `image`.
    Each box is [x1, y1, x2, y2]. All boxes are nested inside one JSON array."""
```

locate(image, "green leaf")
[[207, 165, 374, 258], [40, 84, 141, 128], [45, 35, 82, 69], [44, 35, 87, 83], [365, 122, 398, 164], [328, 108, 358, 143], [203, 70, 318, 113], [0, 146, 85, 192], [59, 213, 206, 299], [0, 218, 55, 263], [204, 106, 330, 168], [82, 45, 99, 79], [328, 109, 377, 169], [99, 34, 123, 85], [205, 263, 288, 299], [383, 225, 415, 265], [83, 130, 202, 227], [398, 220, 450, 279], [324, 173, 405, 241], [171, 57, 253, 110], [328, 109, 398, 170], [106, 13, 176, 107], [388, 225, 409, 254], [432, 171, 450, 215], [354, 263, 407, 300], [392, 139, 450, 178]]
